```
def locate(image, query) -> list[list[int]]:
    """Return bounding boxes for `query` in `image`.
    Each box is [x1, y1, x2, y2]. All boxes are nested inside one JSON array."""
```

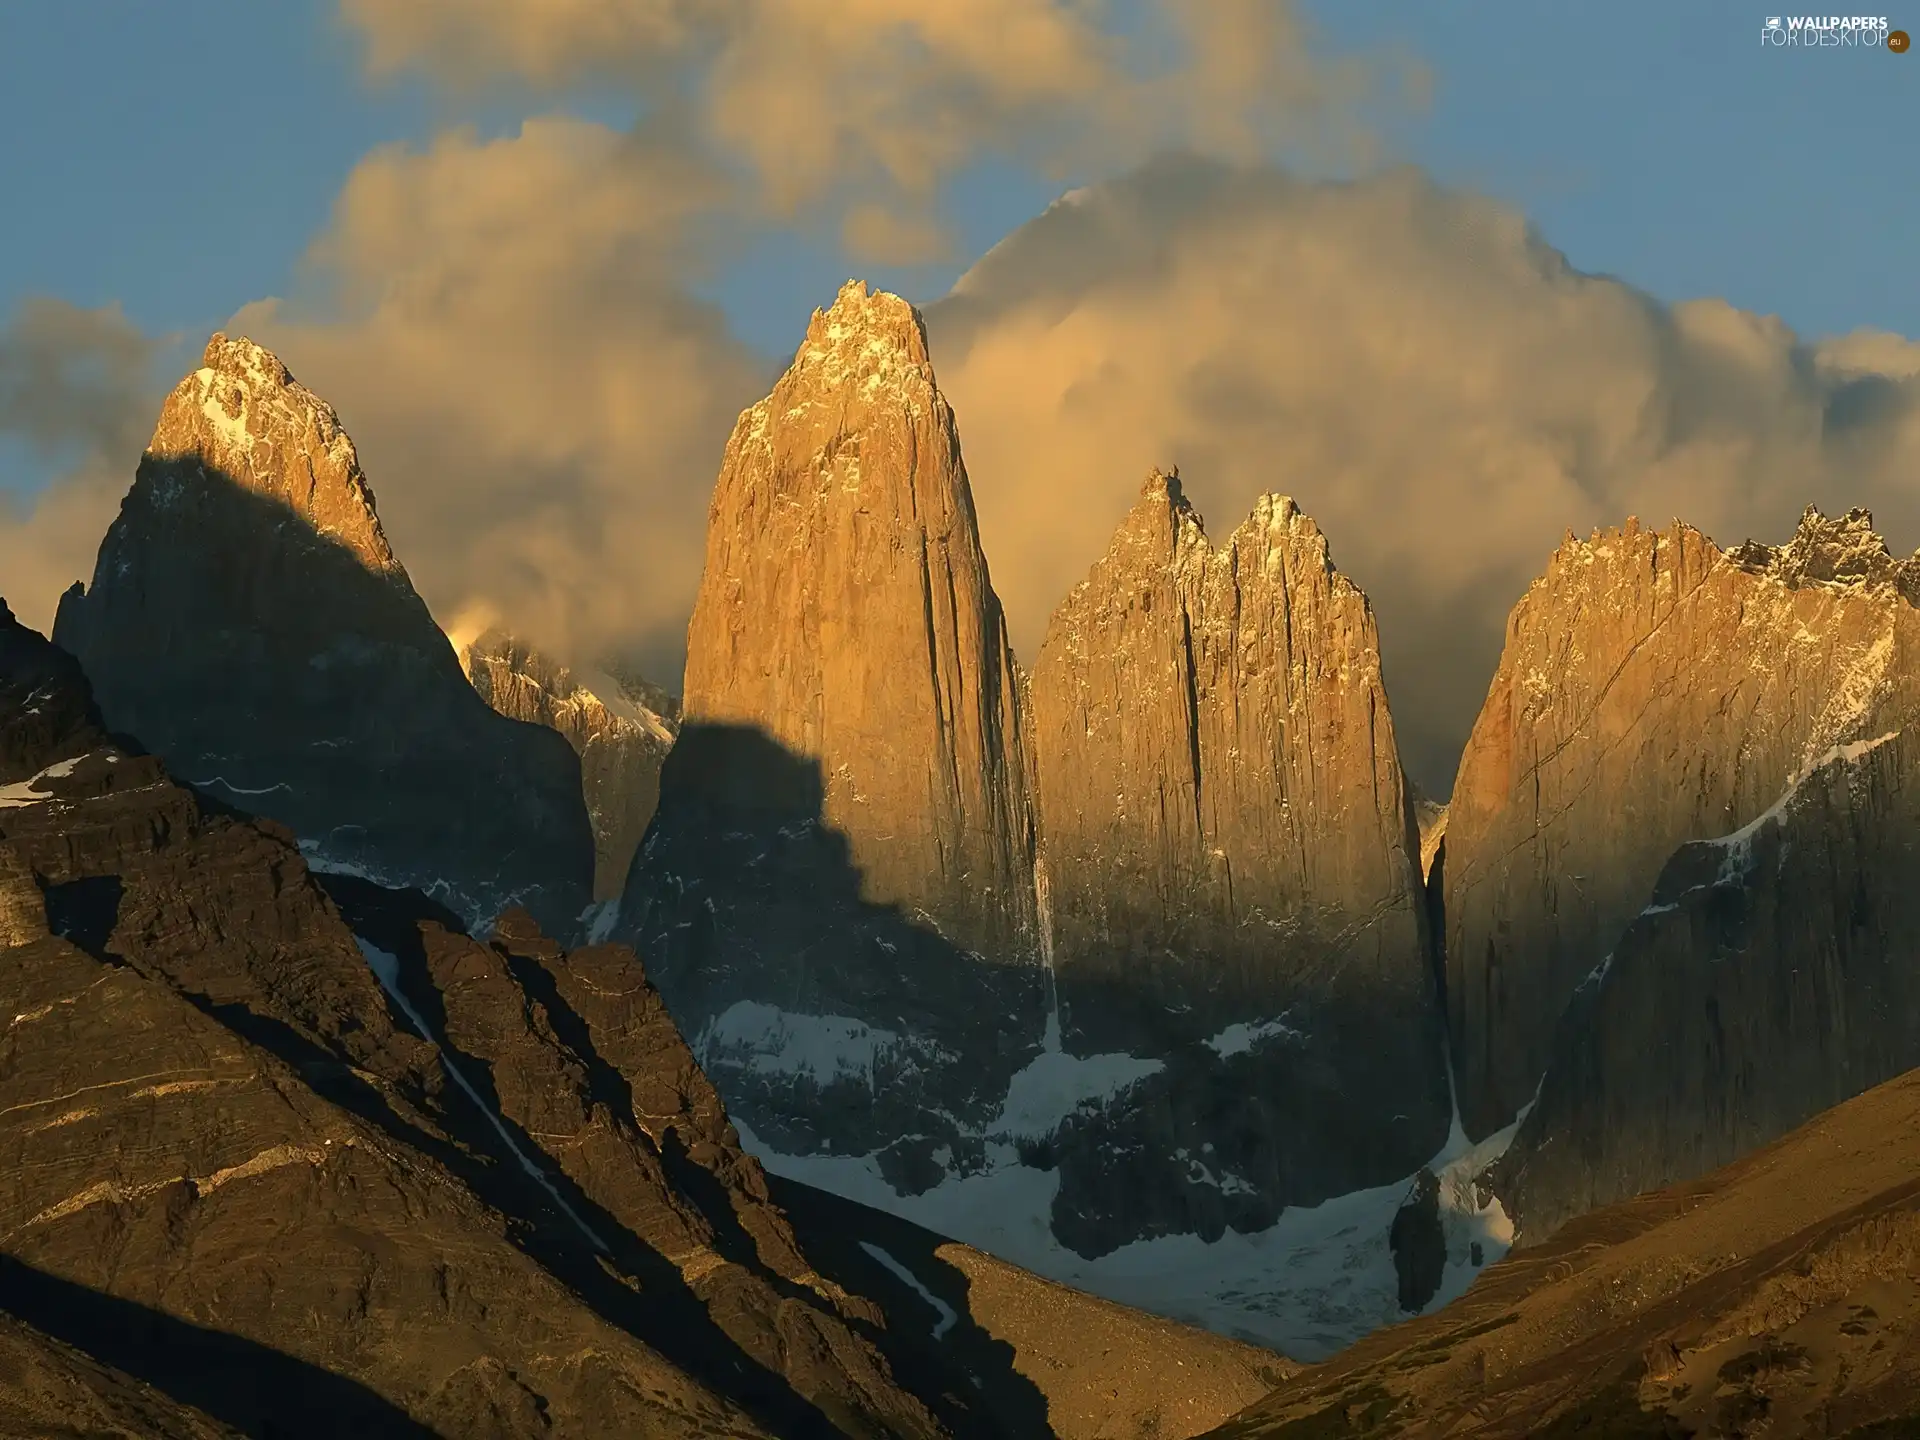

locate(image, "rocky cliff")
[[1484, 513, 1920, 1243], [50, 334, 594, 934], [1, 599, 1275, 1437], [0, 599, 939, 1437], [457, 628, 677, 901], [618, 281, 1476, 1298], [1442, 509, 1914, 1140], [617, 281, 1049, 1176], [1024, 470, 1449, 1252]]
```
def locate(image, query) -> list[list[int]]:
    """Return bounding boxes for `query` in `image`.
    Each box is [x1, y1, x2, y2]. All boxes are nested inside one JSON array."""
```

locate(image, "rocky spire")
[[617, 280, 1047, 1177], [150, 334, 397, 576], [1445, 509, 1914, 1140], [654, 279, 1039, 963], [53, 336, 593, 934], [1023, 469, 1449, 1247]]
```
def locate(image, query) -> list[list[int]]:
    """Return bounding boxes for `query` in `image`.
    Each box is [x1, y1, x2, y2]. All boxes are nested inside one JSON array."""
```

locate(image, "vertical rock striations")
[[1443, 511, 1916, 1139], [458, 628, 678, 902], [619, 282, 1047, 1177], [1025, 471, 1448, 1252], [667, 279, 1036, 961], [1479, 510, 1920, 1242], [51, 335, 593, 934]]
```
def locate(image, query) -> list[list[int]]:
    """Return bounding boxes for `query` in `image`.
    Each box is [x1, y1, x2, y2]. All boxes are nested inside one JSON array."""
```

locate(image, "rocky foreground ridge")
[[0, 597, 1273, 1438], [1205, 1063, 1920, 1439], [50, 334, 594, 935]]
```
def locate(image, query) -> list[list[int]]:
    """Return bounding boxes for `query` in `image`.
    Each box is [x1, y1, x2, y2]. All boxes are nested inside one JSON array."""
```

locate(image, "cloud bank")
[[233, 117, 766, 674], [924, 157, 1920, 789], [0, 299, 161, 635], [338, 0, 1398, 260]]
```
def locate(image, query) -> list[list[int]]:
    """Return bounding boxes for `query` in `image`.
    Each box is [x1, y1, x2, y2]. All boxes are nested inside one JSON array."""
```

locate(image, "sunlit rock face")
[[654, 279, 1041, 964], [1445, 510, 1918, 1140], [52, 334, 593, 934], [621, 282, 1453, 1265], [618, 280, 1051, 1202], [1445, 507, 1920, 1243], [1024, 469, 1450, 1253]]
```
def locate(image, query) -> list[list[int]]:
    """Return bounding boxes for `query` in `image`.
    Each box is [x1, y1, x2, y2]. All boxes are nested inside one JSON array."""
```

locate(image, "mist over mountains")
[[7, 236, 1918, 1428], [10, 156, 1920, 793]]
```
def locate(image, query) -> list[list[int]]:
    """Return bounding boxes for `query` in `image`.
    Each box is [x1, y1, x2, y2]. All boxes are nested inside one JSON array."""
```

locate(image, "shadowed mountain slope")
[[51, 334, 593, 935], [2, 598, 1277, 1437], [1205, 1063, 1920, 1439]]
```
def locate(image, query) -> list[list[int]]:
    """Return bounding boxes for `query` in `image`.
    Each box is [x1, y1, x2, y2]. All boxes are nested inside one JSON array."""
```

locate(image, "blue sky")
[[2, 0, 1913, 780], [2, 0, 1912, 374]]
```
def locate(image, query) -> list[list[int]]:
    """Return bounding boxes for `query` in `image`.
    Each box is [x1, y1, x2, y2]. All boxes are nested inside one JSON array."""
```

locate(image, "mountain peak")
[[788, 279, 933, 396], [1727, 502, 1913, 594], [1141, 465, 1185, 503], [1247, 491, 1307, 536], [201, 331, 292, 390], [157, 333, 395, 576]]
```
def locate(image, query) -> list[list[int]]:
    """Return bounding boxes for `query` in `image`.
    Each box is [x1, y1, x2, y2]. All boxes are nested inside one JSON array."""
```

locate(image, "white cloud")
[[924, 157, 1920, 788]]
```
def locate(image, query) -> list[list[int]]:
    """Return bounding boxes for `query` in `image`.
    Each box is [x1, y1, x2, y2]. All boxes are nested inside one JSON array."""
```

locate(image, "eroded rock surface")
[[420, 911, 944, 1440], [51, 334, 593, 934], [1495, 698, 1920, 1247], [458, 628, 678, 901]]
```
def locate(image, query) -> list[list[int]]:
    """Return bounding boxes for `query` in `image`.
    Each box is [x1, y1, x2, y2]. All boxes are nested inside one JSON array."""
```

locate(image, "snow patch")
[[571, 664, 676, 743], [187, 775, 294, 798], [1205, 1015, 1305, 1059], [356, 938, 608, 1251], [988, 1045, 1162, 1142], [740, 1106, 1524, 1361], [1801, 628, 1895, 772], [859, 1242, 958, 1340], [194, 369, 254, 455], [698, 1001, 948, 1089], [1704, 729, 1900, 883], [0, 756, 82, 808], [582, 898, 622, 945]]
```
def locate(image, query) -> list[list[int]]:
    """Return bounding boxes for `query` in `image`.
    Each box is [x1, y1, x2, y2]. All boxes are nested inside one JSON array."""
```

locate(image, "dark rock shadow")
[[316, 878, 845, 1440], [0, 1254, 440, 1439], [625, 721, 1452, 1260], [623, 722, 1049, 1163], [41, 874, 125, 963], [766, 1174, 1055, 1440], [50, 456, 593, 936]]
